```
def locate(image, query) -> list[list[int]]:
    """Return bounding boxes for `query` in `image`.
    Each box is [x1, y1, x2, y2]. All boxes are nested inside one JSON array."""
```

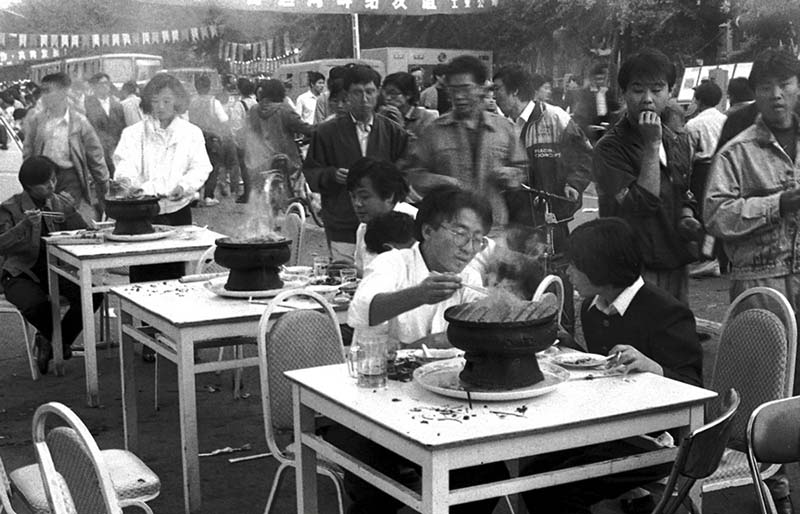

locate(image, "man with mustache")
[[704, 48, 800, 514], [592, 48, 700, 305]]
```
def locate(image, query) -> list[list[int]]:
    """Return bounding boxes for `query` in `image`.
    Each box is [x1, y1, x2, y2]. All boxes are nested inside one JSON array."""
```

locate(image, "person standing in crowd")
[[378, 71, 438, 141], [0, 157, 103, 374], [244, 78, 314, 197], [420, 63, 452, 114], [726, 77, 755, 115], [84, 72, 125, 178], [405, 55, 525, 229], [493, 64, 593, 334], [303, 64, 408, 263], [574, 63, 620, 143], [187, 74, 228, 207], [685, 81, 726, 278], [593, 48, 701, 305], [119, 81, 143, 127], [531, 73, 553, 103], [521, 217, 702, 514], [704, 47, 800, 514], [409, 65, 425, 93], [114, 74, 212, 359], [22, 72, 109, 221], [295, 71, 325, 125], [314, 66, 347, 124], [230, 77, 258, 204]]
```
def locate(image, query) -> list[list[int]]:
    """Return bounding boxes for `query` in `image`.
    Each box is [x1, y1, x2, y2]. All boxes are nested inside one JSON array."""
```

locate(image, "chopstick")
[[461, 282, 489, 296]]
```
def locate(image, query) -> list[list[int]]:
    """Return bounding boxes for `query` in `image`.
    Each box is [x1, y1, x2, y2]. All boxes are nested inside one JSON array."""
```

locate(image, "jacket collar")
[[437, 110, 497, 131], [754, 113, 800, 147]]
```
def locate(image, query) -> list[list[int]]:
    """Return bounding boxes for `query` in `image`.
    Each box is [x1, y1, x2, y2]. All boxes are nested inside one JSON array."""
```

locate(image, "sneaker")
[[35, 333, 52, 375], [689, 260, 721, 278], [235, 194, 249, 204], [201, 197, 220, 207]]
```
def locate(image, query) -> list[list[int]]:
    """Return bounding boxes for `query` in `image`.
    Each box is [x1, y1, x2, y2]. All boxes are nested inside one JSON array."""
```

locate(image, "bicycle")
[[257, 153, 324, 228]]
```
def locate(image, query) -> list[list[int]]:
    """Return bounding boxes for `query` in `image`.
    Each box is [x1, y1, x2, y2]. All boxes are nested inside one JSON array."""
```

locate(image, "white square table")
[[110, 279, 349, 514], [287, 364, 717, 514], [44, 228, 226, 407]]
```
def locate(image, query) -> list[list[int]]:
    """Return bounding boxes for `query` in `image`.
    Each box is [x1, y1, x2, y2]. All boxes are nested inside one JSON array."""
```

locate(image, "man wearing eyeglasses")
[[303, 64, 408, 263], [343, 185, 508, 514], [404, 55, 525, 227]]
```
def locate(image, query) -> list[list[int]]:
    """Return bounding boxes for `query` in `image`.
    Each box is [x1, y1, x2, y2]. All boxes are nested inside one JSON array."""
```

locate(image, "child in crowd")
[[363, 211, 415, 256]]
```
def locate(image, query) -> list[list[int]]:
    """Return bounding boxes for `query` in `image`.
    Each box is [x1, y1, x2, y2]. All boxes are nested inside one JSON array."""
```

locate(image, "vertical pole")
[[352, 13, 361, 59]]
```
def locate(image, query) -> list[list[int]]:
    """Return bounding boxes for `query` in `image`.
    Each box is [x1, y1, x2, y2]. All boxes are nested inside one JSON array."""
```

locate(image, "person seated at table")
[[343, 157, 417, 276], [363, 210, 416, 256], [521, 216, 702, 514], [333, 185, 509, 514], [0, 156, 103, 374]]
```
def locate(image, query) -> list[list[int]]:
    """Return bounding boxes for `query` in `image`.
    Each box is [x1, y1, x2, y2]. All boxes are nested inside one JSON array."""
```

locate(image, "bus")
[[157, 67, 222, 96], [29, 53, 164, 88]]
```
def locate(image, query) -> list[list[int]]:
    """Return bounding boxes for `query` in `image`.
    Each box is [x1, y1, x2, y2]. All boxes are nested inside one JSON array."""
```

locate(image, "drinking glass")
[[347, 332, 388, 388]]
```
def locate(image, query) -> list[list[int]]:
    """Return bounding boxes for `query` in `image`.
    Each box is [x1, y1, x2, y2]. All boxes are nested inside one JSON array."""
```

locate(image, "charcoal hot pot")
[[214, 237, 292, 291], [104, 196, 160, 235]]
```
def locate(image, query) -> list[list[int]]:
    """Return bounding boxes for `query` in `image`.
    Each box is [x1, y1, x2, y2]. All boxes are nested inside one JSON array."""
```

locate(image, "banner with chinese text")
[[135, 0, 501, 15]]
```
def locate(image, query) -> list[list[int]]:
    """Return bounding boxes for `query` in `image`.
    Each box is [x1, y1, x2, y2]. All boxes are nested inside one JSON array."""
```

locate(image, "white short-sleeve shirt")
[[347, 242, 482, 345]]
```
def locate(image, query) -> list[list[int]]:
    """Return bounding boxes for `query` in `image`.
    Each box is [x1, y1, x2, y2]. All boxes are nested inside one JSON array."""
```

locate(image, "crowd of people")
[[1, 43, 800, 514]]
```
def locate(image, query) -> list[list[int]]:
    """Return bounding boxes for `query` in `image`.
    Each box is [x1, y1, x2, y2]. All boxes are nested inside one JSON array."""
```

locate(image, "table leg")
[[687, 404, 705, 512], [177, 335, 201, 514], [294, 384, 319, 514], [46, 250, 64, 377], [80, 263, 99, 407], [420, 454, 449, 514], [119, 304, 138, 452]]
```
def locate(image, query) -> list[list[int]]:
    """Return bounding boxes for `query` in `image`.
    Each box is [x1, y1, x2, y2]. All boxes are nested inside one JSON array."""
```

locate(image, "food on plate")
[[310, 275, 341, 286], [107, 179, 146, 200], [228, 234, 286, 245], [448, 291, 558, 324]]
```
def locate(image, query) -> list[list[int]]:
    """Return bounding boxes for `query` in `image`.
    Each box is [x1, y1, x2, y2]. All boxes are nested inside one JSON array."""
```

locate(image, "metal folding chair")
[[703, 287, 797, 494], [32, 402, 157, 513], [256, 289, 346, 514], [284, 201, 306, 267], [532, 274, 564, 325], [649, 389, 741, 514], [746, 396, 800, 514], [0, 294, 38, 380]]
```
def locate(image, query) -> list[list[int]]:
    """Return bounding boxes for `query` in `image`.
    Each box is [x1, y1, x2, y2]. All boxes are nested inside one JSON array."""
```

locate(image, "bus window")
[[135, 58, 162, 83], [102, 57, 134, 84]]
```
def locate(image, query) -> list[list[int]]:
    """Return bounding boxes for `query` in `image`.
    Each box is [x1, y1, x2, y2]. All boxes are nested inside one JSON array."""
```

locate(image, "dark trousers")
[[521, 439, 672, 514], [55, 167, 83, 206], [203, 135, 222, 199], [129, 206, 192, 283], [324, 425, 508, 514], [2, 269, 102, 348], [236, 146, 250, 200], [0, 123, 8, 147]]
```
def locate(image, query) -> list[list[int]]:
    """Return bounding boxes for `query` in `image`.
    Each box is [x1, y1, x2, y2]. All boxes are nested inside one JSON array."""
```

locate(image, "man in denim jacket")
[[704, 48, 800, 514]]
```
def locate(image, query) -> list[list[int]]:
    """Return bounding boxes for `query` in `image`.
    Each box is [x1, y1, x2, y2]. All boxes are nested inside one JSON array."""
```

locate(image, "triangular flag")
[[122, 33, 131, 46], [209, 25, 218, 37], [141, 32, 150, 44], [161, 30, 170, 43], [152, 32, 161, 44], [28, 49, 36, 59], [17, 50, 24, 60], [60, 34, 68, 47], [52, 48, 60, 57], [190, 27, 199, 41], [179, 29, 189, 42], [171, 29, 179, 42], [18, 34, 26, 48], [71, 34, 79, 47], [41, 48, 48, 59], [39, 34, 48, 48], [50, 34, 58, 47], [132, 32, 141, 45], [111, 34, 120, 46], [92, 34, 100, 48], [101, 34, 110, 46]]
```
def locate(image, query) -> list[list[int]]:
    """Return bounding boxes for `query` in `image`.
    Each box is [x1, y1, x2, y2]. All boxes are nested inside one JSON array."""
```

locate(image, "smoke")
[[233, 170, 285, 243]]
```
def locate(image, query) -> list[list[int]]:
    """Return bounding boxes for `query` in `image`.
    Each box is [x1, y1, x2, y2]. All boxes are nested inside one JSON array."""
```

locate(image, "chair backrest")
[[257, 290, 345, 463], [747, 396, 800, 514], [195, 245, 227, 275], [532, 274, 564, 325], [709, 287, 797, 451], [282, 206, 305, 267], [32, 402, 121, 514], [0, 456, 16, 514]]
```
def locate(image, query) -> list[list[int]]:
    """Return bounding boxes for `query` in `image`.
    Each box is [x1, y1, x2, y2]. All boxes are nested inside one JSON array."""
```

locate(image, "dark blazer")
[[84, 95, 125, 173], [580, 282, 703, 387], [303, 113, 408, 242], [0, 191, 86, 280]]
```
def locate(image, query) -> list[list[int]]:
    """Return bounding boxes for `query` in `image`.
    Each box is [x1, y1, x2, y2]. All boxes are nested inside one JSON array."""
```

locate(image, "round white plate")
[[413, 358, 569, 401], [203, 276, 310, 299], [103, 225, 175, 242], [396, 348, 464, 361], [551, 352, 609, 369]]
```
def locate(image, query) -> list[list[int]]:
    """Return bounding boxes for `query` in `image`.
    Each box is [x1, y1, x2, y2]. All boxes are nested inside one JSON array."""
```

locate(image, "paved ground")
[[0, 155, 795, 513]]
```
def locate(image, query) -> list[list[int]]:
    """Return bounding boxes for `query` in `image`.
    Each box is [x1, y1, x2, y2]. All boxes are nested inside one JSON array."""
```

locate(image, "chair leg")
[[17, 313, 39, 381], [503, 495, 516, 514], [264, 462, 289, 514], [233, 345, 243, 399], [154, 355, 159, 411], [215, 347, 225, 376], [326, 472, 345, 514]]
